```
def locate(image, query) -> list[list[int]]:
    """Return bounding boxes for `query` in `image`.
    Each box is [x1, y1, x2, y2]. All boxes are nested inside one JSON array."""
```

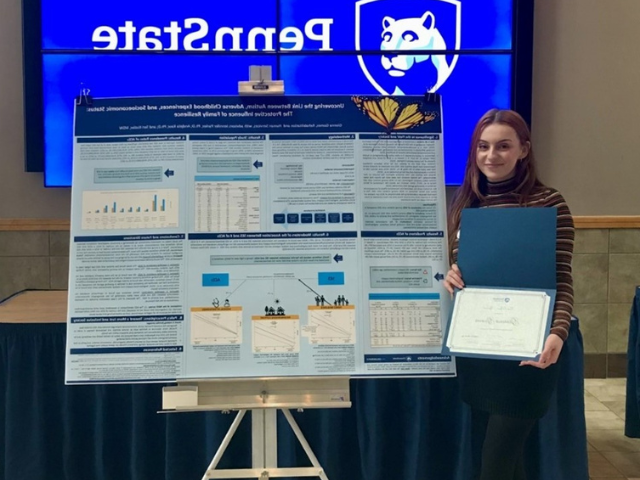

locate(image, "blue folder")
[[442, 207, 558, 361]]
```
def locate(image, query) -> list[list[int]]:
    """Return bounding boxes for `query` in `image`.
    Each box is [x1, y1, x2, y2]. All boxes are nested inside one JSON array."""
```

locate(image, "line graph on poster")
[[251, 316, 301, 353], [305, 306, 356, 345], [190, 306, 242, 346]]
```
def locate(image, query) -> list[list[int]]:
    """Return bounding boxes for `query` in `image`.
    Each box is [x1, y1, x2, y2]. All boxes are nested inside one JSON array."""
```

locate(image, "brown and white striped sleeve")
[[546, 189, 575, 341]]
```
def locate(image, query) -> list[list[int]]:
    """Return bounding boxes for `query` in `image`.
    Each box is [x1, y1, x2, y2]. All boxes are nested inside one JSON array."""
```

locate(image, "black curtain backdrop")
[[0, 320, 588, 480]]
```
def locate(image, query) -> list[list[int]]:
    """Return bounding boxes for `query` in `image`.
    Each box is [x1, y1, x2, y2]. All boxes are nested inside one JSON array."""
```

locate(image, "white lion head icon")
[[380, 10, 451, 90]]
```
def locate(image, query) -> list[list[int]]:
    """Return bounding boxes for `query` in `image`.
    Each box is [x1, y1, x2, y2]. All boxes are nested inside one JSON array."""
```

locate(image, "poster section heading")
[[75, 95, 443, 136]]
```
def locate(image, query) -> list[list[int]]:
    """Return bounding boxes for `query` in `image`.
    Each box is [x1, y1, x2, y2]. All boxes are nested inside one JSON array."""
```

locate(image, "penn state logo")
[[356, 0, 461, 95]]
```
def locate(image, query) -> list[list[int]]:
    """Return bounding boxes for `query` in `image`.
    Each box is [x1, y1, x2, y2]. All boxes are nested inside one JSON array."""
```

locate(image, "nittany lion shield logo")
[[356, 0, 461, 95]]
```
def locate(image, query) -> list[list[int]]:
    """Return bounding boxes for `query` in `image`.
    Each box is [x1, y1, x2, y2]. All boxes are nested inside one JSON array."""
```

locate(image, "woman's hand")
[[443, 264, 465, 297], [520, 333, 564, 369]]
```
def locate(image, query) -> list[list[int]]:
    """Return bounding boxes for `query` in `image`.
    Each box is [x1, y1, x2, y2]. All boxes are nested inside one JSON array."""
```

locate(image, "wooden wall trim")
[[574, 216, 640, 229], [0, 217, 638, 231], [0, 219, 70, 231]]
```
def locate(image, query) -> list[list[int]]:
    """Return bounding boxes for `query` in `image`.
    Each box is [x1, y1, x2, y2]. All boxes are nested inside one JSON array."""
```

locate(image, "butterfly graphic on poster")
[[352, 95, 437, 131], [351, 96, 437, 155]]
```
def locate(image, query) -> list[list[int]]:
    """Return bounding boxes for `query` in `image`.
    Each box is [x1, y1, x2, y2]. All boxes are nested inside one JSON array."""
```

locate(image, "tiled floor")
[[586, 378, 640, 479]]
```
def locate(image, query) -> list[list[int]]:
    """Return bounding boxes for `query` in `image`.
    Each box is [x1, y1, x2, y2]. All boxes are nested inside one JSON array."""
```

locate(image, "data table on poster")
[[369, 294, 443, 348], [194, 176, 260, 232]]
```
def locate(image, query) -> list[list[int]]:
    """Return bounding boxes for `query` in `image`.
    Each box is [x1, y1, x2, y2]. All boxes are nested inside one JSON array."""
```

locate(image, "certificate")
[[445, 287, 552, 359]]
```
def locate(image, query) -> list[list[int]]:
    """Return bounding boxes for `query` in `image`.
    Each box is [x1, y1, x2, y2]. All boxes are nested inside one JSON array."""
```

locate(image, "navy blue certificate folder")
[[442, 207, 558, 361], [457, 207, 557, 290]]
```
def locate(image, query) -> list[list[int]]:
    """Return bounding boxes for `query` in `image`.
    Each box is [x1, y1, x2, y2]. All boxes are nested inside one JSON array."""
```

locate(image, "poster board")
[[65, 94, 455, 383]]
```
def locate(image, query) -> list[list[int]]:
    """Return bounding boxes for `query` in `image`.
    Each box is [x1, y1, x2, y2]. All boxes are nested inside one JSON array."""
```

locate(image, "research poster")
[[65, 94, 455, 383]]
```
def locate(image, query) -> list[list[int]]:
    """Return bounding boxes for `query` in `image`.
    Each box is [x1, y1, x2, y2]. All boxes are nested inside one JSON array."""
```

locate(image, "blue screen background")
[[39, 0, 514, 187], [281, 0, 512, 51], [42, 0, 278, 50]]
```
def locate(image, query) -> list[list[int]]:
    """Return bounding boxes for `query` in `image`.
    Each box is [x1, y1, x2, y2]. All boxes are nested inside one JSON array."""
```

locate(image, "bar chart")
[[81, 189, 179, 230]]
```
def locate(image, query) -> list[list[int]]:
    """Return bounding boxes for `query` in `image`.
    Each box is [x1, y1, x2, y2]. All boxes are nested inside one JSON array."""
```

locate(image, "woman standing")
[[443, 109, 575, 480]]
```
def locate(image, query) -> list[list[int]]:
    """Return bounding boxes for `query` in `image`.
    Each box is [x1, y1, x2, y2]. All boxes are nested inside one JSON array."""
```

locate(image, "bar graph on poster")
[[81, 189, 179, 230]]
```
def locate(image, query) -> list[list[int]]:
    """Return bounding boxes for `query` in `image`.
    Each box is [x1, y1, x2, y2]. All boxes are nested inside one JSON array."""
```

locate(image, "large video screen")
[[22, 0, 531, 187]]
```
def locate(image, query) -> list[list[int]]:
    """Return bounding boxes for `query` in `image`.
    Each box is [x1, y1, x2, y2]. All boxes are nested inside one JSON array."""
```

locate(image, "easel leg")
[[201, 409, 247, 480], [202, 408, 329, 479], [252, 409, 277, 468], [281, 409, 330, 480]]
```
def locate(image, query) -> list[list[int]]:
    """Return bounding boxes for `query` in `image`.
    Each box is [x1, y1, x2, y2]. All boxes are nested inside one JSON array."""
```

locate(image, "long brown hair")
[[447, 109, 543, 256]]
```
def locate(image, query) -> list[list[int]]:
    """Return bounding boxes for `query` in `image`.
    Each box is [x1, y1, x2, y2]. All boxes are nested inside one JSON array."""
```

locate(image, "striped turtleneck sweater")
[[451, 178, 575, 341]]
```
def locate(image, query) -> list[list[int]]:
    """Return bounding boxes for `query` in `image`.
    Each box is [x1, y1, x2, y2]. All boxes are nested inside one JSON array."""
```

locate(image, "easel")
[[163, 68, 349, 479], [162, 376, 351, 480]]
